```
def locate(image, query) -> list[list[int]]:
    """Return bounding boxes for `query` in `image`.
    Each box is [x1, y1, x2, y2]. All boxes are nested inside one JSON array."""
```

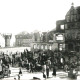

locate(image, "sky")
[[0, 0, 80, 46]]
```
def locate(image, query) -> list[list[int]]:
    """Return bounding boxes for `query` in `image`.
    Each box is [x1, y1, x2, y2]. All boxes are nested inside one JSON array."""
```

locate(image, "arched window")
[[71, 15, 74, 22], [37, 44, 39, 49], [33, 44, 36, 49], [45, 45, 47, 50], [41, 45, 43, 49], [66, 16, 70, 22], [59, 44, 63, 51], [49, 45, 52, 50]]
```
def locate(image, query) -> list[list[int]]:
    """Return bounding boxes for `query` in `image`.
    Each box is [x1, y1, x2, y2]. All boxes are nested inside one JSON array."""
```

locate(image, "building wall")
[[15, 38, 32, 47], [15, 33, 33, 47], [31, 32, 53, 51], [4, 35, 12, 47], [55, 5, 80, 52], [31, 42, 53, 51], [53, 32, 65, 51], [15, 31, 54, 50]]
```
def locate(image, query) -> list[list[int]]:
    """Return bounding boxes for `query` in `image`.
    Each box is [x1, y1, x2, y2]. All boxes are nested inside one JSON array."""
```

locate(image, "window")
[[56, 34, 63, 40], [49, 45, 52, 50], [35, 36, 37, 41], [71, 10, 74, 14], [34, 33, 37, 41], [33, 44, 36, 49], [45, 45, 47, 49], [41, 45, 43, 49], [60, 25, 64, 30], [67, 16, 70, 22], [59, 44, 63, 51], [65, 24, 68, 29], [37, 44, 39, 49], [71, 15, 74, 22], [43, 35, 46, 42]]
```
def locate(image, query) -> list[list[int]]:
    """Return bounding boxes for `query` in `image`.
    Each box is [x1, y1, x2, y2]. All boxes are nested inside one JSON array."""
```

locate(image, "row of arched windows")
[[33, 44, 52, 50]]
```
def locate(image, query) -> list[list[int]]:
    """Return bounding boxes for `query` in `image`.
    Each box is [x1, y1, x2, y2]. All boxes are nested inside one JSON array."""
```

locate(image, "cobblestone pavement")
[[1, 67, 80, 80]]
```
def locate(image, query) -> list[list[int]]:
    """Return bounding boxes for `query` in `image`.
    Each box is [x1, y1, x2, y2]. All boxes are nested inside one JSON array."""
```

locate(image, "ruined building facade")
[[31, 31, 53, 51], [54, 4, 80, 52], [15, 31, 53, 51]]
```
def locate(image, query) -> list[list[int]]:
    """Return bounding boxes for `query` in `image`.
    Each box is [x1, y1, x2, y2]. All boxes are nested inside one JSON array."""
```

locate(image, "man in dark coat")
[[52, 66, 56, 76]]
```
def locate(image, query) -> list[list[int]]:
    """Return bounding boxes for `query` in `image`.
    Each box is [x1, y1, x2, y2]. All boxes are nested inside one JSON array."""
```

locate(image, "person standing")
[[42, 62, 46, 78], [30, 62, 33, 73], [64, 64, 68, 72], [19, 67, 22, 75], [52, 65, 56, 76], [46, 65, 49, 78], [46, 59, 51, 78], [18, 74, 20, 80]]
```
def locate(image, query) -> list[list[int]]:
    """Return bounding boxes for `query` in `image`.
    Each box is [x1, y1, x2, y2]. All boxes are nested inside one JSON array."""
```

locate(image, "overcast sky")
[[0, 0, 80, 46]]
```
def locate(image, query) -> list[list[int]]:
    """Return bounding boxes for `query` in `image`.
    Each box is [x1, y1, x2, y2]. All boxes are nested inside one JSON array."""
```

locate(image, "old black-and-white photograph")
[[0, 0, 80, 80]]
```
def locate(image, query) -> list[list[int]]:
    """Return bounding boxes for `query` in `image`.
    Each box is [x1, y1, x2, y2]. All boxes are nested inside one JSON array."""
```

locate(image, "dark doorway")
[[68, 43, 74, 51]]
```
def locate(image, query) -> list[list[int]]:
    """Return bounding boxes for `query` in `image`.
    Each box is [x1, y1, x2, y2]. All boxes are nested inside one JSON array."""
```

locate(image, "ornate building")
[[54, 3, 80, 52]]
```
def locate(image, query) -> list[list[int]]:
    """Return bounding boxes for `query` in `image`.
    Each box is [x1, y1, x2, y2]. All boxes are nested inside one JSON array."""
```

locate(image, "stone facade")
[[15, 32, 33, 47], [53, 32, 65, 51], [3, 34, 12, 47], [15, 31, 53, 51], [55, 4, 80, 52], [31, 32, 53, 51]]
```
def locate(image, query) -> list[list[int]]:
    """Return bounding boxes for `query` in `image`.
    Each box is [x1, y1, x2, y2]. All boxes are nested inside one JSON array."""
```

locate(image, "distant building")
[[54, 4, 80, 52], [0, 34, 5, 47], [3, 34, 12, 47], [15, 32, 33, 47], [15, 31, 54, 51], [31, 31, 54, 51]]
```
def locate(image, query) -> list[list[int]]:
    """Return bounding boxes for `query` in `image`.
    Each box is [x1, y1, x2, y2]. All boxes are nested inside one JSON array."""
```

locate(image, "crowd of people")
[[0, 49, 80, 79], [0, 49, 58, 78]]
